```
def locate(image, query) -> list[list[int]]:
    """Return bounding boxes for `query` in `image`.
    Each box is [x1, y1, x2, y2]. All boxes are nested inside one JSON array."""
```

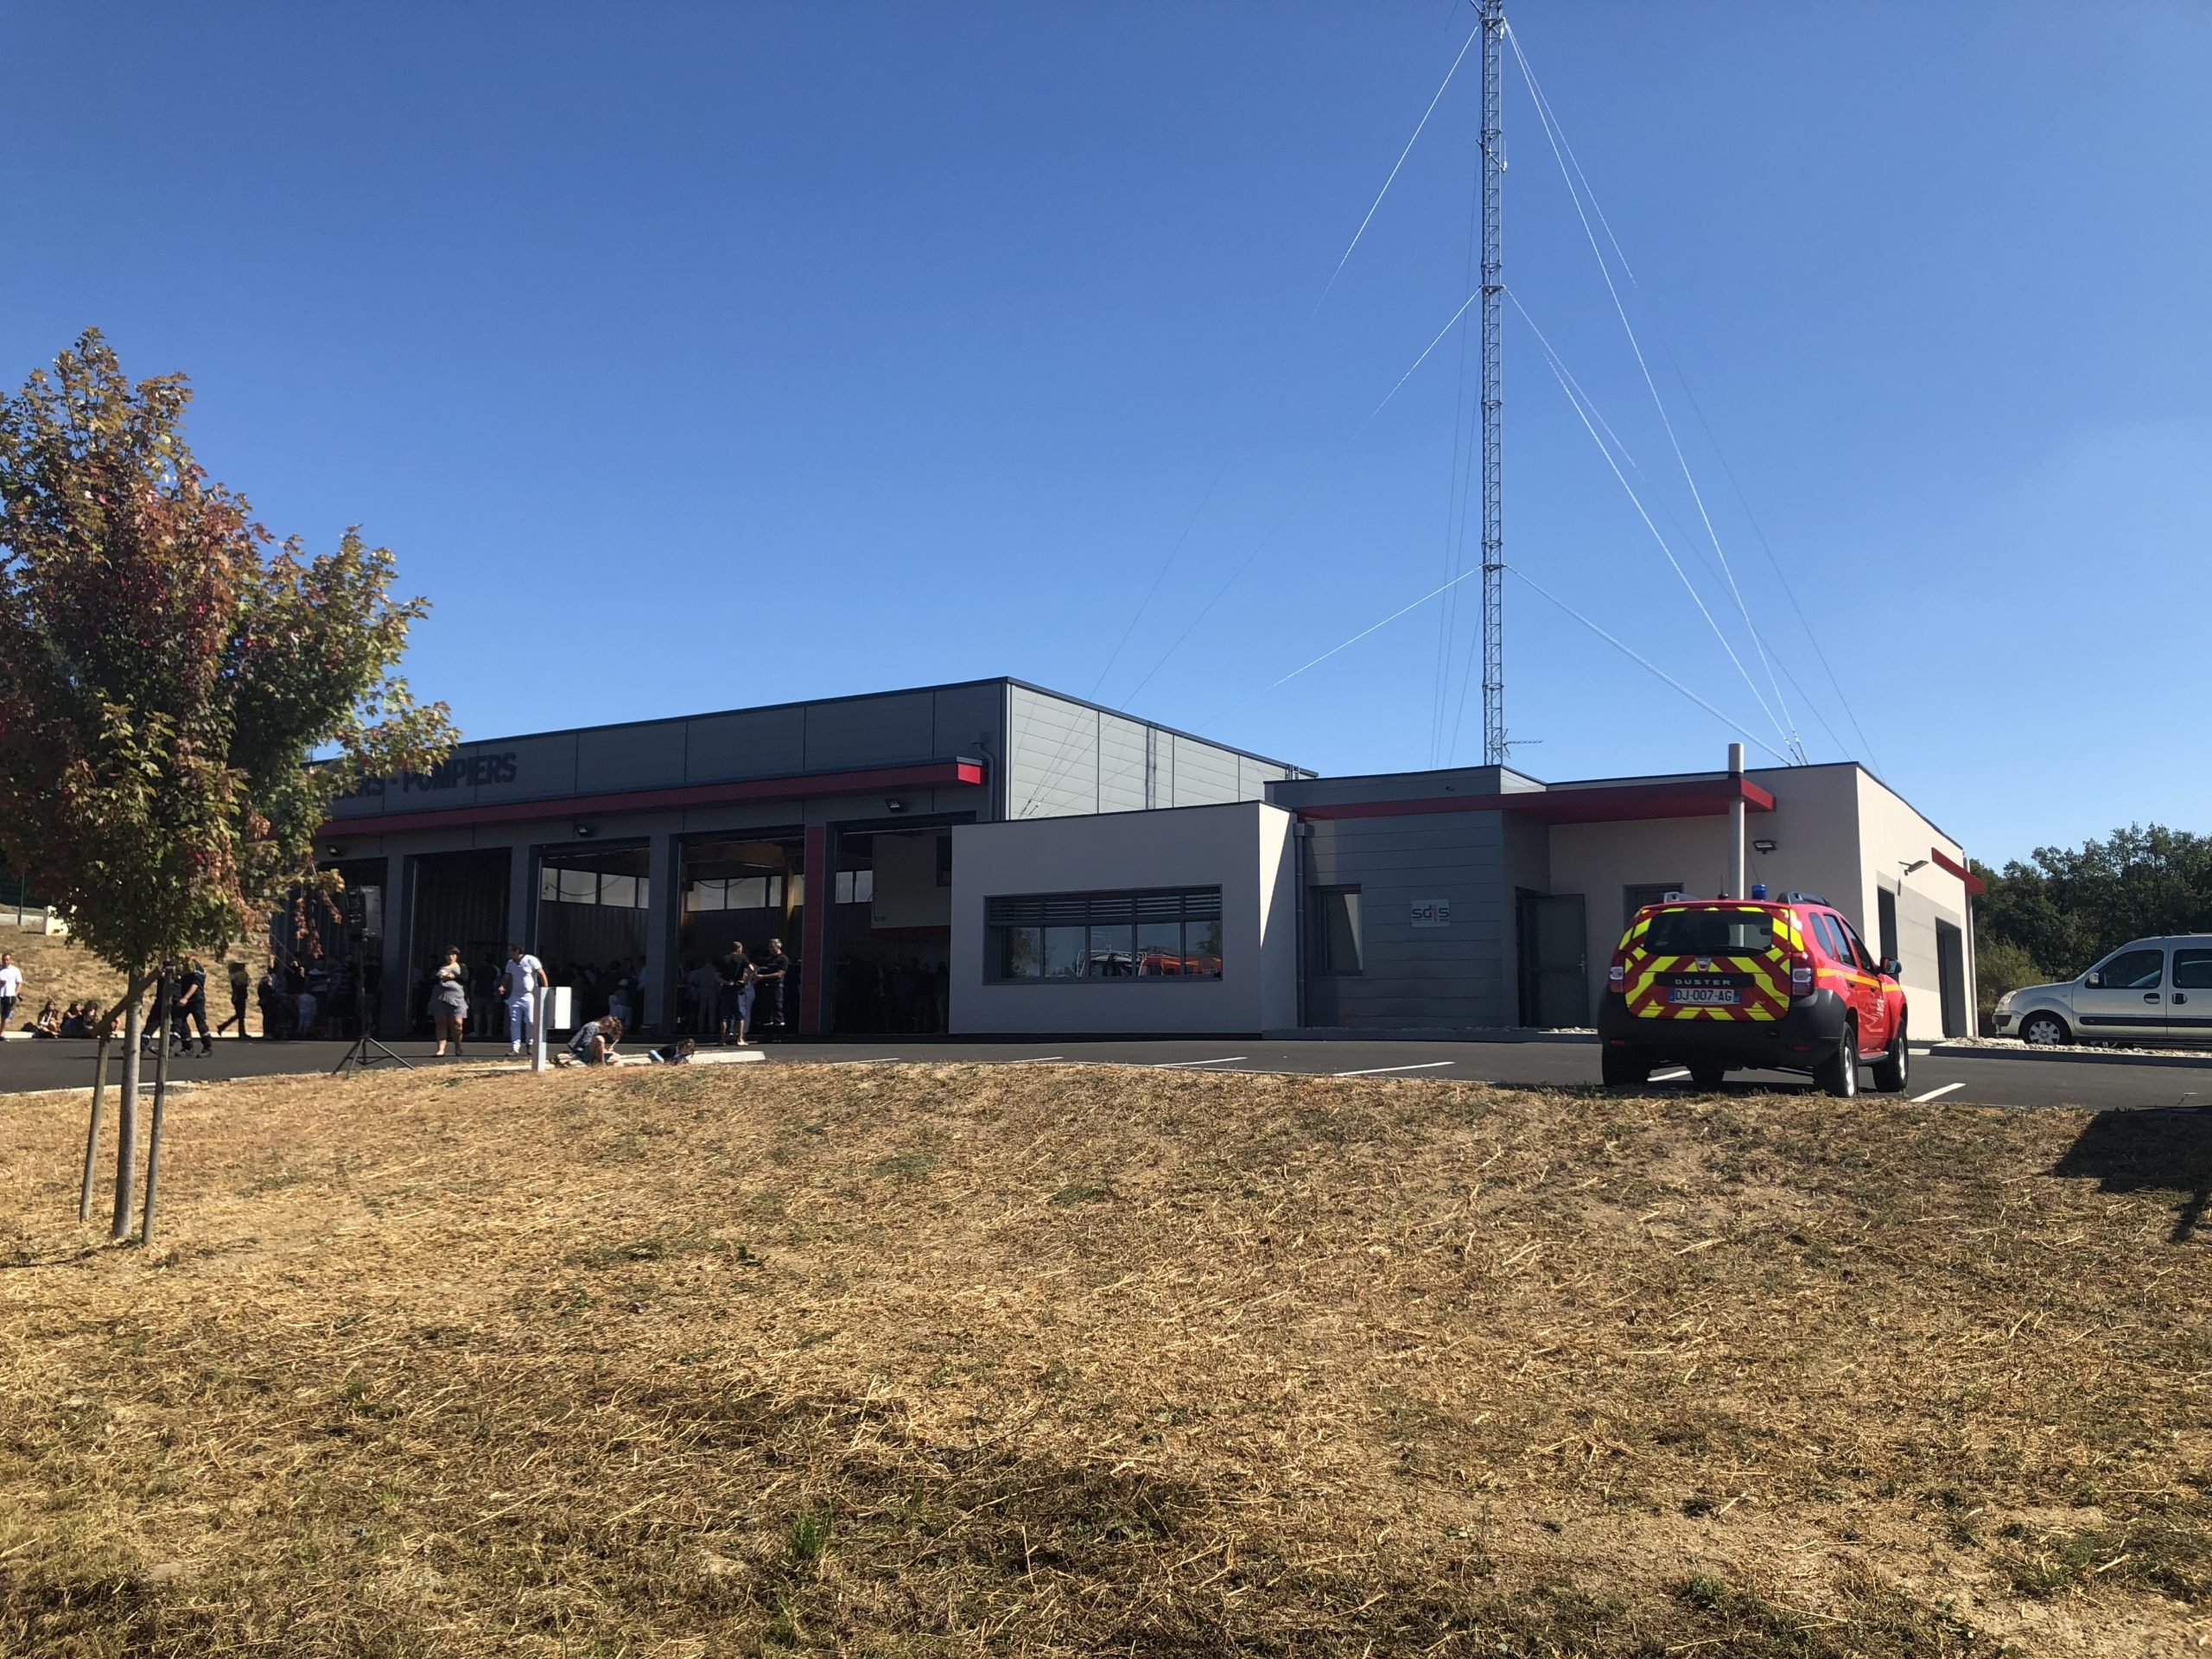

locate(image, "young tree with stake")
[[0, 330, 453, 1241]]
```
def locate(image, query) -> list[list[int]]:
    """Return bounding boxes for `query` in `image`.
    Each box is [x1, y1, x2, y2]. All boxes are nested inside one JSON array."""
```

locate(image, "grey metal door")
[[1531, 894, 1588, 1028], [1935, 921, 1969, 1039]]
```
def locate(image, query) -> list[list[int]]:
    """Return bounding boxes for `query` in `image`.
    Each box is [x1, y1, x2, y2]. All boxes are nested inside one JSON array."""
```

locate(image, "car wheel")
[[1815, 1021, 1859, 1097], [1601, 1049, 1649, 1087], [1872, 1020, 1909, 1093], [2019, 1012, 2071, 1047], [1688, 1062, 1727, 1090]]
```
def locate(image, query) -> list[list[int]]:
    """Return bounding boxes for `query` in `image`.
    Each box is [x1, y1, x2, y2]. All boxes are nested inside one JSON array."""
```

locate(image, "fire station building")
[[315, 677, 1980, 1042]]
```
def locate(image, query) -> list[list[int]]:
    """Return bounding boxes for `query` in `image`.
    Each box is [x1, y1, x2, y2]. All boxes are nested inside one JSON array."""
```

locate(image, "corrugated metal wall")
[[1004, 685, 1302, 821]]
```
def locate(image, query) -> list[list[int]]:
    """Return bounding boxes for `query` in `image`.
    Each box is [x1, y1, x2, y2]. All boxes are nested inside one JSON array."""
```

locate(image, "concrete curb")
[[1929, 1042, 2212, 1071]]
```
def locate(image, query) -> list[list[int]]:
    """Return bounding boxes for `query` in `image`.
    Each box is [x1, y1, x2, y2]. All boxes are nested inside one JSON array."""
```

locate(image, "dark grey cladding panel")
[[577, 720, 687, 793], [931, 682, 1005, 761], [472, 733, 580, 805], [804, 692, 937, 771], [684, 706, 806, 783]]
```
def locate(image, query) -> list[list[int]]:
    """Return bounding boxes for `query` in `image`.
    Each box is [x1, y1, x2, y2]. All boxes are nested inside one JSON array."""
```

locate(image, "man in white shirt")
[[0, 953, 21, 1030], [500, 942, 547, 1054]]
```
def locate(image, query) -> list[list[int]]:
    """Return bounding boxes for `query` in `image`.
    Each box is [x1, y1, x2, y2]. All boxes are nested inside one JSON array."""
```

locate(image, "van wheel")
[[1871, 1020, 1909, 1092], [1815, 1022, 1859, 1097], [1688, 1063, 1727, 1090], [1601, 1049, 1649, 1087], [2019, 1012, 2071, 1047]]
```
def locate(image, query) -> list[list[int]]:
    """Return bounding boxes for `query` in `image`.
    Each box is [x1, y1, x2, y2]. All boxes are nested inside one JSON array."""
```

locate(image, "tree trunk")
[[79, 1029, 111, 1221], [142, 974, 175, 1244], [111, 995, 143, 1242]]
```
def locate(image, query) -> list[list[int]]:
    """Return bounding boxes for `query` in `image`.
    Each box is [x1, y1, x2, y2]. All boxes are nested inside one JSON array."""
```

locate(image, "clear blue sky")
[[4, 3, 2206, 866]]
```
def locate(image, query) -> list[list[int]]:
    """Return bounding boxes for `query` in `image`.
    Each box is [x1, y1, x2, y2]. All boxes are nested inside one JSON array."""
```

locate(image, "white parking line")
[[1649, 1066, 1692, 1082], [1909, 1047, 1933, 1058], [1332, 1061, 1456, 1077], [1000, 1056, 1065, 1065], [1151, 1056, 1249, 1068], [1913, 1082, 1964, 1103], [817, 1057, 900, 1065]]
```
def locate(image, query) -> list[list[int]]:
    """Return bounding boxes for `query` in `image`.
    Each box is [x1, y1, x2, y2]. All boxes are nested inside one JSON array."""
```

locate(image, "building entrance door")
[[1523, 893, 1588, 1029]]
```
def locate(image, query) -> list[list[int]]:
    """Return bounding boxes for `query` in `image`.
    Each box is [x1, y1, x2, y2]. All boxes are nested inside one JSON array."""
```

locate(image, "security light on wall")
[[1899, 859, 1929, 875], [1752, 838, 1777, 855], [321, 843, 345, 860], [573, 823, 595, 839], [884, 798, 907, 814]]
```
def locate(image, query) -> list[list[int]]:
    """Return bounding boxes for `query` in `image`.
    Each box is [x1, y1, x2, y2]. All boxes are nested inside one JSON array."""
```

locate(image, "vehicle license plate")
[[1669, 984, 1738, 1007]]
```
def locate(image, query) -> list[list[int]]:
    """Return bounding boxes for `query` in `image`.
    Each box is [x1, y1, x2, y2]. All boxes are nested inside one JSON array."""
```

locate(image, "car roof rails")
[[1780, 891, 1831, 906]]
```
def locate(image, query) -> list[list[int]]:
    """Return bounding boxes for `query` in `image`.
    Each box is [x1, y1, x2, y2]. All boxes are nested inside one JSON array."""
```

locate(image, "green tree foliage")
[[0, 329, 454, 1236], [1973, 824, 2212, 983], [0, 329, 452, 985]]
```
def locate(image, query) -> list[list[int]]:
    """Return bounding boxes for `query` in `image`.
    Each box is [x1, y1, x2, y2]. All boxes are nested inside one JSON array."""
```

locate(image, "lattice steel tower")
[[1478, 0, 1507, 766]]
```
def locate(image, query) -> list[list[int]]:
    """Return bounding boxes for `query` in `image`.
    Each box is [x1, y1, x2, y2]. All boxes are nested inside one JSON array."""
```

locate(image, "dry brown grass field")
[[2, 1062, 2209, 1656]]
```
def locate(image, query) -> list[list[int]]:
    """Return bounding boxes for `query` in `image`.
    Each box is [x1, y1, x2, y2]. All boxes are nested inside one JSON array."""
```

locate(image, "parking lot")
[[1, 1033, 2202, 1115]]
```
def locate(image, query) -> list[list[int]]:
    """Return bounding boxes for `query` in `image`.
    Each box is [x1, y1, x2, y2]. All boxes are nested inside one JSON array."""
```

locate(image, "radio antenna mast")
[[1477, 0, 1507, 766]]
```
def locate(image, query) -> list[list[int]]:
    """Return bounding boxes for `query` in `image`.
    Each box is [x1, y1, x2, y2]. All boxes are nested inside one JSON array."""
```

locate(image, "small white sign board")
[[1410, 899, 1452, 929]]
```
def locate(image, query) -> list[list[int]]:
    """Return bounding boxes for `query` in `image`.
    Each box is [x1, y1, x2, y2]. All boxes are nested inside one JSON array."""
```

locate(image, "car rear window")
[[1636, 907, 1776, 956]]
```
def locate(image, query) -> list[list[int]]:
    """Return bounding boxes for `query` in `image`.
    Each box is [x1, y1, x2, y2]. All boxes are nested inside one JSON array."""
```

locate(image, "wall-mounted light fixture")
[[1752, 838, 1777, 855], [573, 823, 595, 839], [884, 798, 907, 814], [1899, 858, 1929, 875], [321, 843, 346, 861]]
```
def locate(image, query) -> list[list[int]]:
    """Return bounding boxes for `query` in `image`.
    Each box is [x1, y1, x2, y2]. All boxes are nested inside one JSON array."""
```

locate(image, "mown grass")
[[1, 1062, 2207, 1655]]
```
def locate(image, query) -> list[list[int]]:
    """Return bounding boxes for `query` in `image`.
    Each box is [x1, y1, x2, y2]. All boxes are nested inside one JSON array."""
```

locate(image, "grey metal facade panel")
[[931, 683, 1006, 771], [804, 690, 937, 771], [1169, 734, 1242, 807], [683, 706, 806, 783], [1096, 714, 1155, 813], [474, 733, 581, 807], [1006, 685, 1100, 820], [1270, 765, 1541, 809], [577, 720, 687, 793], [1300, 809, 1516, 1029]]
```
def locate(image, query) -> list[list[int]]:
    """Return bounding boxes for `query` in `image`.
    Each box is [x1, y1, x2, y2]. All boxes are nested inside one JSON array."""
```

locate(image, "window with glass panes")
[[985, 889, 1223, 982], [539, 868, 652, 909]]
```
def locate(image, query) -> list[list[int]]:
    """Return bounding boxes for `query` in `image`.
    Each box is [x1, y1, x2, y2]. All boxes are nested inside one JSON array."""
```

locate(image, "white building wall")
[[1545, 763, 1969, 1031], [950, 802, 1296, 1034]]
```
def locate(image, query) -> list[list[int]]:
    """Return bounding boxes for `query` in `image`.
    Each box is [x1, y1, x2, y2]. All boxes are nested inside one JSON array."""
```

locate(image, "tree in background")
[[1973, 824, 2212, 1026], [0, 330, 452, 1240]]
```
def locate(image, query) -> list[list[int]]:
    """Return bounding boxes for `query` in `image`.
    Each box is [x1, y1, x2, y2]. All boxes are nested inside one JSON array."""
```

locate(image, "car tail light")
[[1607, 957, 1625, 991], [1789, 956, 1815, 996]]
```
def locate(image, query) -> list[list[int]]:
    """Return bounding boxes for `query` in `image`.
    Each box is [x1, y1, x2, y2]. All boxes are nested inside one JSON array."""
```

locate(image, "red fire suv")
[[1596, 892, 1910, 1096]]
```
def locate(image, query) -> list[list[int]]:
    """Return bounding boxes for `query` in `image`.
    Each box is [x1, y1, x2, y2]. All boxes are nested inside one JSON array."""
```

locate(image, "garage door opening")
[[538, 842, 652, 1030], [408, 849, 512, 1036], [679, 834, 804, 1037], [828, 828, 950, 1035]]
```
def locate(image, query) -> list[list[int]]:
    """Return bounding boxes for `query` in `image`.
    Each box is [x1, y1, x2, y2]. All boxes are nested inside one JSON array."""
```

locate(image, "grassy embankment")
[[0, 928, 258, 1034], [3, 1062, 2209, 1656]]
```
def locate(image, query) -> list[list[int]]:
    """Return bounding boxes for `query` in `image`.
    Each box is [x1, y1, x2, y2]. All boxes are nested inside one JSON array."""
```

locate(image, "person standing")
[[753, 939, 790, 1035], [715, 942, 753, 1045], [218, 958, 251, 1038], [172, 957, 213, 1056], [429, 947, 469, 1058], [0, 951, 22, 1030], [684, 957, 719, 1035], [500, 942, 547, 1055]]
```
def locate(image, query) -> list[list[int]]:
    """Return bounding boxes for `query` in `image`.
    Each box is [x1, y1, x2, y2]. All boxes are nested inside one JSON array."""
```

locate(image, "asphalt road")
[[0, 1033, 2204, 1113]]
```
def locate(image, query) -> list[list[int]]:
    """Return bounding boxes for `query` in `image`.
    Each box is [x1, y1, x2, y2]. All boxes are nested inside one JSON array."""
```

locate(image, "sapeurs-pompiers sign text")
[[338, 750, 520, 803]]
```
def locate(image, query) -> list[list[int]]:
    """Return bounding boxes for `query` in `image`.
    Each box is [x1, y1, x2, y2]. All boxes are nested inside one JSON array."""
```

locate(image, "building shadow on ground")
[[2050, 1106, 2212, 1244]]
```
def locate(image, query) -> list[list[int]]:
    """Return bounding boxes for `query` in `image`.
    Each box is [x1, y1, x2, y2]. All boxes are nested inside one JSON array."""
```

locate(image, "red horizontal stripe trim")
[[1294, 777, 1775, 824], [1929, 845, 1986, 896], [322, 760, 985, 839]]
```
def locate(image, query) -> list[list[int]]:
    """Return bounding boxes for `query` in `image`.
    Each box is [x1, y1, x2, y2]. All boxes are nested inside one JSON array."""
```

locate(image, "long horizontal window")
[[539, 869, 651, 909], [986, 888, 1222, 982]]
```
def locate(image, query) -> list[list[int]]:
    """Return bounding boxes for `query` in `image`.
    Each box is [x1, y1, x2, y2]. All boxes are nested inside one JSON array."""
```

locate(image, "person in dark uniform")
[[218, 958, 251, 1038], [753, 939, 790, 1034], [715, 943, 753, 1044], [171, 958, 213, 1056]]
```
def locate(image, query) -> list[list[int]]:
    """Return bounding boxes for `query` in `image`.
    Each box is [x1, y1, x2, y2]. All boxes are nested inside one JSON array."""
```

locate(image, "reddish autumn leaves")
[[0, 329, 454, 995]]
